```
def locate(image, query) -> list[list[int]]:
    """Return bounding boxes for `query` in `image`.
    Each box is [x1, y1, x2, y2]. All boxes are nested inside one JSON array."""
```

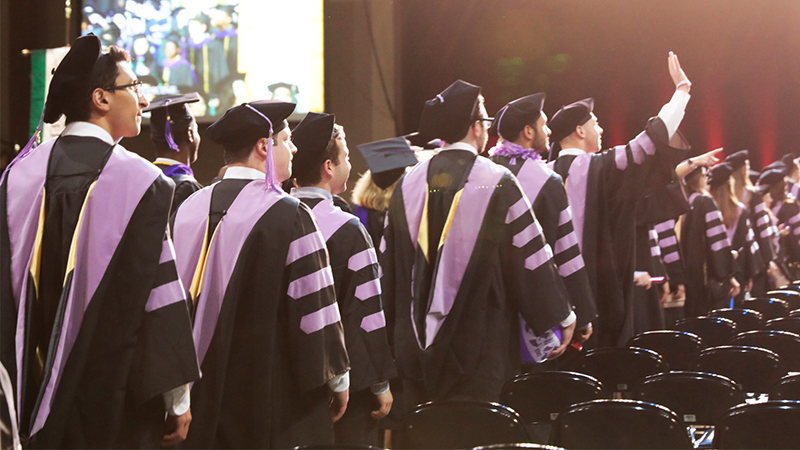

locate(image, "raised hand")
[[668, 51, 691, 92]]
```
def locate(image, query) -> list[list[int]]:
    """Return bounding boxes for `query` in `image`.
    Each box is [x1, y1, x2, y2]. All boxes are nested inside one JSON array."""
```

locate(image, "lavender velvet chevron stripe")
[[506, 196, 531, 225], [146, 239, 186, 312], [355, 278, 382, 301], [300, 302, 341, 334], [361, 310, 386, 332], [286, 232, 326, 265], [287, 267, 335, 300], [348, 247, 379, 272]]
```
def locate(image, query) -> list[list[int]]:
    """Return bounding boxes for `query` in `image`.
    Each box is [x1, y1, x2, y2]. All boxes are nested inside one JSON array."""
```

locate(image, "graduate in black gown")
[[487, 92, 596, 355], [353, 137, 420, 249], [290, 114, 396, 446], [654, 218, 687, 326], [187, 13, 229, 114], [172, 100, 350, 449], [679, 166, 739, 316], [0, 35, 199, 448], [760, 165, 800, 280], [708, 162, 765, 304], [146, 93, 203, 216], [160, 34, 197, 89], [548, 52, 692, 347], [382, 80, 575, 412]]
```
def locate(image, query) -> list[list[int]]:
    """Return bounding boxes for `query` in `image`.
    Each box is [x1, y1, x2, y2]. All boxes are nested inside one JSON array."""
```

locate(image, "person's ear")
[[186, 127, 194, 144], [524, 124, 536, 140], [323, 159, 334, 178], [575, 124, 586, 139], [92, 88, 111, 112]]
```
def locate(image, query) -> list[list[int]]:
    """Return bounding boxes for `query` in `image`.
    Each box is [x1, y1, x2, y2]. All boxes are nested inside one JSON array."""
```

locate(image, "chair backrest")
[[634, 371, 746, 426], [714, 401, 800, 449], [769, 373, 800, 400], [673, 316, 737, 348], [627, 331, 703, 371], [562, 348, 667, 393], [765, 317, 800, 334], [693, 345, 787, 394], [708, 308, 763, 332], [731, 330, 800, 371], [396, 401, 530, 449], [743, 297, 790, 321], [765, 290, 800, 310], [551, 399, 693, 449], [470, 444, 564, 450], [500, 371, 608, 424], [791, 308, 800, 318]]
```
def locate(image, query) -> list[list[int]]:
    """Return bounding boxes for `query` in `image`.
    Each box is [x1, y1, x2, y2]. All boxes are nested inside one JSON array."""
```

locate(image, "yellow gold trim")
[[29, 187, 47, 296], [189, 219, 220, 304], [202, 46, 210, 94], [63, 181, 97, 284], [417, 189, 430, 262], [439, 189, 463, 250]]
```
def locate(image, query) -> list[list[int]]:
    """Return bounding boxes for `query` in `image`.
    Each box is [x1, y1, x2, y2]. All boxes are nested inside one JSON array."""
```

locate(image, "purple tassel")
[[163, 99, 180, 152], [244, 104, 281, 193]]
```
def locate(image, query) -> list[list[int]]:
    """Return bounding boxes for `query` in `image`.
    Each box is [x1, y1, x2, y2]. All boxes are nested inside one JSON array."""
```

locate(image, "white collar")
[[440, 142, 478, 154], [291, 186, 333, 201], [61, 121, 116, 146], [223, 166, 265, 180], [154, 157, 184, 166], [557, 148, 586, 157]]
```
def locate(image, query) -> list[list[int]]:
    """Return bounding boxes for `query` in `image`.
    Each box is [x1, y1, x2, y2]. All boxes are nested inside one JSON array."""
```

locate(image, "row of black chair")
[[393, 397, 800, 449]]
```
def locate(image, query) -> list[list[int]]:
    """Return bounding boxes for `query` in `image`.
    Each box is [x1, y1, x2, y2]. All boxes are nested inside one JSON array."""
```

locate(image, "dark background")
[[2, 0, 800, 189]]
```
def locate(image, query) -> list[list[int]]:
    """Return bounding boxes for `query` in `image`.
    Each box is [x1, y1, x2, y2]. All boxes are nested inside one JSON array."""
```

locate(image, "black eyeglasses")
[[104, 80, 143, 96]]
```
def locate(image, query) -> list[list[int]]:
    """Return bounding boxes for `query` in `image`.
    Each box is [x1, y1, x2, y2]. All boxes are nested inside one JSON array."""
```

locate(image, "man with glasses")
[[381, 80, 574, 412], [0, 34, 199, 448]]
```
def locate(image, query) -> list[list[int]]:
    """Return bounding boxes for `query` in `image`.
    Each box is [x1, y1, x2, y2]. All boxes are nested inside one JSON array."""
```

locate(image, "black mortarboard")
[[548, 98, 595, 144], [490, 92, 546, 140], [764, 160, 788, 175], [291, 112, 336, 181], [782, 153, 798, 168], [145, 93, 200, 150], [724, 150, 749, 171], [759, 168, 786, 187], [707, 162, 734, 189], [205, 100, 295, 151], [357, 137, 418, 189], [268, 82, 300, 95], [43, 34, 102, 124], [418, 80, 482, 143]]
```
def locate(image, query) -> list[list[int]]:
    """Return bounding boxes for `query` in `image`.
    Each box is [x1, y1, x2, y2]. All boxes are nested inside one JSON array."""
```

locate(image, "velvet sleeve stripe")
[[348, 247, 379, 272], [360, 310, 386, 332], [299, 302, 342, 334], [506, 196, 532, 224], [287, 267, 335, 300], [145, 237, 186, 312], [614, 145, 628, 170], [286, 232, 327, 266]]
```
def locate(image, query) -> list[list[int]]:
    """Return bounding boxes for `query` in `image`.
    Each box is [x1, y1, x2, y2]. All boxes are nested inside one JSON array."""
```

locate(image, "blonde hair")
[[731, 165, 752, 203], [711, 178, 741, 229], [351, 170, 397, 211]]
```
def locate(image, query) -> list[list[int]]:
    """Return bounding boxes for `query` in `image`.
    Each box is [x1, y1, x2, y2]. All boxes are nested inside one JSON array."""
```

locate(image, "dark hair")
[[504, 118, 540, 143], [445, 97, 483, 143], [151, 104, 195, 155], [223, 120, 289, 164], [294, 125, 344, 186], [65, 46, 130, 124]]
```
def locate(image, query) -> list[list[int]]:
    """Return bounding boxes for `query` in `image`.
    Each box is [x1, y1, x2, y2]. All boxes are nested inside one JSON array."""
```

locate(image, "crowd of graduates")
[[3, 32, 800, 450]]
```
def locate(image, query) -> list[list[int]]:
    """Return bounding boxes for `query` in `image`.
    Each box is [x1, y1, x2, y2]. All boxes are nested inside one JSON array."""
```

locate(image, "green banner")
[[29, 49, 46, 138]]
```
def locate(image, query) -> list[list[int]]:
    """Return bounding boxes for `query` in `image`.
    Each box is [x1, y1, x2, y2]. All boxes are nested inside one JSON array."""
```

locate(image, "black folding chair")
[[791, 308, 800, 318], [395, 401, 530, 449], [635, 371, 745, 428], [708, 308, 763, 332], [470, 444, 564, 450], [550, 399, 693, 449], [714, 401, 800, 449], [674, 316, 737, 348], [769, 373, 800, 400], [562, 347, 667, 395], [693, 345, 787, 394], [626, 330, 703, 371], [731, 330, 800, 371], [766, 290, 800, 310], [743, 297, 790, 321], [765, 317, 800, 334], [500, 371, 608, 443]]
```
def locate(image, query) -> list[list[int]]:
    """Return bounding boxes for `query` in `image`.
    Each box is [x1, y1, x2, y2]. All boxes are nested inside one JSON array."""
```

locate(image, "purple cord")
[[488, 140, 542, 166], [244, 104, 281, 193]]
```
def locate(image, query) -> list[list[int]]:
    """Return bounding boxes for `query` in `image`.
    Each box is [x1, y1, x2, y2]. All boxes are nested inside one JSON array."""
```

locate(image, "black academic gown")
[[188, 38, 229, 99], [295, 192, 396, 446], [382, 148, 572, 411], [153, 161, 203, 216], [173, 177, 350, 449], [633, 225, 667, 334], [680, 193, 736, 316], [490, 155, 596, 331], [773, 199, 800, 280], [729, 204, 766, 303], [749, 189, 777, 294], [355, 205, 387, 252], [0, 133, 199, 448], [551, 118, 689, 347]]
